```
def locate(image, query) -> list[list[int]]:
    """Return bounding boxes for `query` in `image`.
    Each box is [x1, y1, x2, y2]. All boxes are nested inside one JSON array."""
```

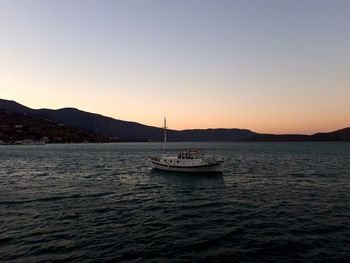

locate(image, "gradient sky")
[[1, 0, 349, 134]]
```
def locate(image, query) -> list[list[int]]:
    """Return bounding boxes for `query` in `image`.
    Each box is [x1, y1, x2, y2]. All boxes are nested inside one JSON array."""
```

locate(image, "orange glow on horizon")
[[2, 93, 349, 135]]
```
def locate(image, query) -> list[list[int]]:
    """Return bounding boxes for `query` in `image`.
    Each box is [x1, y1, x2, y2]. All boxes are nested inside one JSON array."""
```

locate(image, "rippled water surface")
[[1, 142, 350, 262]]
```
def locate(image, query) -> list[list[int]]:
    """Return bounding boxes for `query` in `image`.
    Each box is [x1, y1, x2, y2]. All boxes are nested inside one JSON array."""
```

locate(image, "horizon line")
[[1, 97, 348, 136]]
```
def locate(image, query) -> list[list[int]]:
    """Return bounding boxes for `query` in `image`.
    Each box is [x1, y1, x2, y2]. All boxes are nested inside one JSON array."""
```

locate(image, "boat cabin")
[[178, 150, 201, 160]]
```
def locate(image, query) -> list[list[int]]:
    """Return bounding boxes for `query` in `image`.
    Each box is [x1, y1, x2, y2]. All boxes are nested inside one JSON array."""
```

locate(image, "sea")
[[1, 142, 350, 262]]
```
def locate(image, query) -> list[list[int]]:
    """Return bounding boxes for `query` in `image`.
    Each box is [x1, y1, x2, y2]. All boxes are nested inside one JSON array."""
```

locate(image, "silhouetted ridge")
[[0, 108, 115, 143], [168, 128, 255, 141], [310, 127, 350, 141], [1, 99, 349, 142], [0, 99, 163, 141], [0, 99, 34, 113]]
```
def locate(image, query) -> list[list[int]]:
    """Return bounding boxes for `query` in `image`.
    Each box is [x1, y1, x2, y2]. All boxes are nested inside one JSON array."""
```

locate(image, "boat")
[[149, 118, 224, 173]]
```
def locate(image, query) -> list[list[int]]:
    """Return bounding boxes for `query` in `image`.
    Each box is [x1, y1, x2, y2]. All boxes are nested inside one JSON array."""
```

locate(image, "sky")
[[1, 0, 349, 134]]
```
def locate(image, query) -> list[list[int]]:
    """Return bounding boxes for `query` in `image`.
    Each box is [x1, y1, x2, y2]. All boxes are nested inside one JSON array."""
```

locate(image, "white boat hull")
[[150, 160, 224, 173]]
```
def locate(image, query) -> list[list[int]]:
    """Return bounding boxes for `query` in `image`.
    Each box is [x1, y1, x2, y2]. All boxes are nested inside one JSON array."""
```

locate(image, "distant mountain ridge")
[[310, 127, 350, 141], [0, 108, 115, 143], [0, 99, 256, 141], [168, 128, 255, 142], [0, 99, 349, 142]]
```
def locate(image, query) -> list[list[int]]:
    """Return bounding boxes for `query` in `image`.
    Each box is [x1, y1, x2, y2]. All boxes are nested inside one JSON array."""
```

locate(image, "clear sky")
[[1, 0, 349, 134]]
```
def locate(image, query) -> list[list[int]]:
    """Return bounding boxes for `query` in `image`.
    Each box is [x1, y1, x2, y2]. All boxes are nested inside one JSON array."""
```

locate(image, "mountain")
[[0, 99, 255, 141], [0, 99, 164, 141], [168, 128, 255, 141], [243, 129, 350, 142], [1, 99, 349, 142], [34, 108, 164, 141], [0, 109, 116, 144], [310, 127, 350, 141]]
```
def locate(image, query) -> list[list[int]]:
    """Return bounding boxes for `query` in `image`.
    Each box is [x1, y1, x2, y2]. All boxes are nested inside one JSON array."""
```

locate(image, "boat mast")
[[164, 116, 167, 150]]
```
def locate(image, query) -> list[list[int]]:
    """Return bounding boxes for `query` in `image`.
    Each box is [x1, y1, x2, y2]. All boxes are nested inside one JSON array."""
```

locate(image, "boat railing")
[[149, 156, 161, 162]]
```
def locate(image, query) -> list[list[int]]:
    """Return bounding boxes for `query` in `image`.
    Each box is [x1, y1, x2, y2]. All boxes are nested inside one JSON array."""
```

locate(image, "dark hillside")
[[0, 109, 115, 144]]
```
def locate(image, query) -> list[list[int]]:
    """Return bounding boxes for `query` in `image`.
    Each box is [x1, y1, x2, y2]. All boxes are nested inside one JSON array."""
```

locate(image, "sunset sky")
[[1, 0, 349, 134]]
